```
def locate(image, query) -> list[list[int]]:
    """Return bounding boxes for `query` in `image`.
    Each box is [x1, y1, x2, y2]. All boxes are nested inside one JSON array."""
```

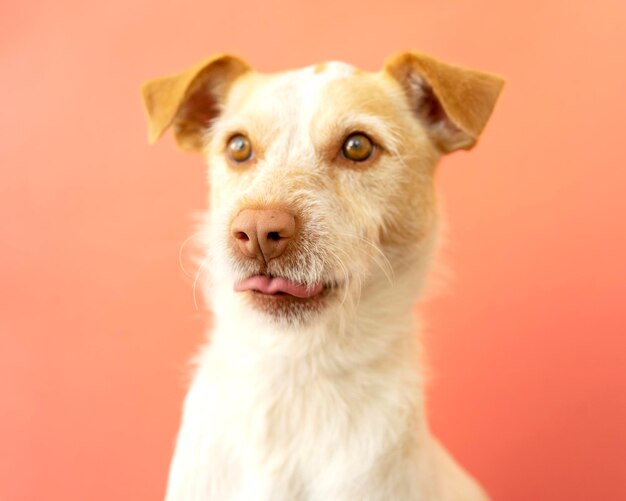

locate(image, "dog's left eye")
[[227, 134, 253, 163], [341, 133, 374, 162]]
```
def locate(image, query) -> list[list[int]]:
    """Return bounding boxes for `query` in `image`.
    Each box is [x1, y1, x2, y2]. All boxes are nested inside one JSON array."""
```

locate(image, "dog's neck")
[[188, 241, 437, 457], [204, 238, 436, 387]]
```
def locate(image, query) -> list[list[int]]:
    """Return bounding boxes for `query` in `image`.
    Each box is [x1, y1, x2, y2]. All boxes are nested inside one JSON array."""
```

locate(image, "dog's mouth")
[[234, 275, 324, 298], [233, 274, 338, 320]]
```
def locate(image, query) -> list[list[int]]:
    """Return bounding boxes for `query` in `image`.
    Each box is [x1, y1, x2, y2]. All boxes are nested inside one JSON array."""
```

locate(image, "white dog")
[[142, 51, 503, 500]]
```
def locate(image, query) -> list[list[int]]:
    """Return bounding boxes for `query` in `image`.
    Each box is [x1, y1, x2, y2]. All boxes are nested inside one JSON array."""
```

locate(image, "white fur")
[[164, 63, 489, 500]]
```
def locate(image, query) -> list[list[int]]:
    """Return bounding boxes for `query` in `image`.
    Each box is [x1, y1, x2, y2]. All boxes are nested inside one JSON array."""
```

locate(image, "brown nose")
[[231, 209, 296, 262]]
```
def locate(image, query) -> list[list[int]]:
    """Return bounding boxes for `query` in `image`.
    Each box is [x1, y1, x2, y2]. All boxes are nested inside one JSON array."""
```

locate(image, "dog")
[[141, 51, 503, 500]]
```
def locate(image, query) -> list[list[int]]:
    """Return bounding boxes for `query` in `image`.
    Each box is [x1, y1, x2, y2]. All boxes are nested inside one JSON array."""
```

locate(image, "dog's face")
[[142, 53, 503, 325]]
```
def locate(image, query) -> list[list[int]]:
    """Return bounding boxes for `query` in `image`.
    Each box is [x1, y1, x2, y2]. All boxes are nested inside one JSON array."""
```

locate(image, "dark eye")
[[227, 134, 252, 163], [341, 133, 374, 162]]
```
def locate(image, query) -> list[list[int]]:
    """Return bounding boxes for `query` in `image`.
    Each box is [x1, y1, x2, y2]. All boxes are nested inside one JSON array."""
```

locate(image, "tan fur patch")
[[313, 63, 327, 74]]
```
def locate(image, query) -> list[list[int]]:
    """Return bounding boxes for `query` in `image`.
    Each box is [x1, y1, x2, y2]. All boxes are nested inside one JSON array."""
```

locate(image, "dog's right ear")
[[141, 55, 250, 152]]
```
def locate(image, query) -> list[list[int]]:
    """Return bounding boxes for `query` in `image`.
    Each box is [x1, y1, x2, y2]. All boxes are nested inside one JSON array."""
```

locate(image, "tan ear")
[[384, 51, 504, 153], [141, 54, 250, 151]]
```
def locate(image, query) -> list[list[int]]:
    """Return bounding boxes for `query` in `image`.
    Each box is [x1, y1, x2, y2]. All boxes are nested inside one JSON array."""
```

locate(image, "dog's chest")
[[169, 350, 421, 500]]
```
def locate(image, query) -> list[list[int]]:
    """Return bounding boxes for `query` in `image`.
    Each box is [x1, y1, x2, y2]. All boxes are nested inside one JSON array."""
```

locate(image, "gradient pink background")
[[2, 0, 625, 499]]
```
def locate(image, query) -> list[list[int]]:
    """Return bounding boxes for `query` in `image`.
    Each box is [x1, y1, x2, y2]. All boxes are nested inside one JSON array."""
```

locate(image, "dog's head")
[[142, 53, 503, 326]]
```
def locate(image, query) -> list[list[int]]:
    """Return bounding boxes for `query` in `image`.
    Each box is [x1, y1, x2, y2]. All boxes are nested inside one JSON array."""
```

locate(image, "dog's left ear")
[[141, 54, 250, 151], [384, 51, 504, 153]]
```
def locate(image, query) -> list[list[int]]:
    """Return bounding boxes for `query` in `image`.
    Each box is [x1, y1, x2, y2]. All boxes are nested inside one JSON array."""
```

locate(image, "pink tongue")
[[234, 276, 323, 299]]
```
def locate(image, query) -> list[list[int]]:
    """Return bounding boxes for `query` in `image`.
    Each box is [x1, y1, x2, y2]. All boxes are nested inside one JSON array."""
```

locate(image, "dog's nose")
[[231, 209, 296, 262]]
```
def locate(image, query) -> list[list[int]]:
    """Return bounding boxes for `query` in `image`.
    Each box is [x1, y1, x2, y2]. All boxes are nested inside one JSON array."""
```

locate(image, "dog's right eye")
[[227, 134, 253, 163]]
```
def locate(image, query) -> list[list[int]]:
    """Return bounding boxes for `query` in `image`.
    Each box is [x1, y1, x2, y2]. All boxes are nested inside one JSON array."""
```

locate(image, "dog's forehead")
[[225, 61, 397, 127], [272, 61, 360, 91], [228, 62, 365, 113]]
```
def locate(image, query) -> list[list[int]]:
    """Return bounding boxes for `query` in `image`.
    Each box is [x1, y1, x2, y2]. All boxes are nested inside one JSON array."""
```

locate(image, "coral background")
[[1, 0, 625, 499]]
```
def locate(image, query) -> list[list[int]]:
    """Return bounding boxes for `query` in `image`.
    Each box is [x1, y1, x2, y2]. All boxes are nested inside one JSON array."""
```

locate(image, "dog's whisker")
[[330, 246, 361, 310], [323, 247, 352, 308], [334, 231, 395, 287], [192, 253, 213, 311], [178, 231, 210, 278]]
